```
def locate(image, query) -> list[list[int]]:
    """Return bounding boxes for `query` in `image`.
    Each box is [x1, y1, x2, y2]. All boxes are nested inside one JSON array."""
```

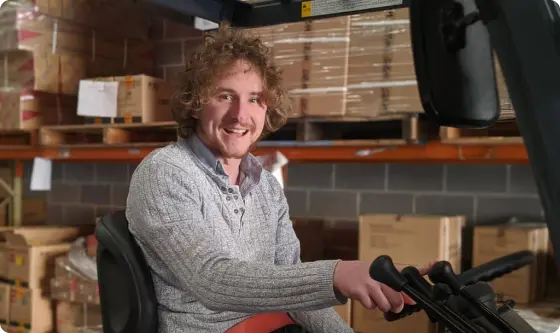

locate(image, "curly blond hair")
[[171, 23, 289, 139]]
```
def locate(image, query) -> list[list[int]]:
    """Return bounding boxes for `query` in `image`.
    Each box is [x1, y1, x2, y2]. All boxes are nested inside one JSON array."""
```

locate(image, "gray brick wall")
[[32, 162, 541, 227], [284, 163, 542, 224]]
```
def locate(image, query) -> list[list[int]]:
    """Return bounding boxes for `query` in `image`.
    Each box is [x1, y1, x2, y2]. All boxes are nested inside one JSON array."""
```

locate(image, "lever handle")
[[429, 261, 464, 294], [402, 266, 434, 296], [369, 255, 407, 292], [458, 250, 534, 286], [384, 305, 421, 321]]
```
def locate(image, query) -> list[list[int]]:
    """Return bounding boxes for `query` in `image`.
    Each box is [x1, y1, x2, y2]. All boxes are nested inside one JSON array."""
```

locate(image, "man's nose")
[[229, 99, 251, 122]]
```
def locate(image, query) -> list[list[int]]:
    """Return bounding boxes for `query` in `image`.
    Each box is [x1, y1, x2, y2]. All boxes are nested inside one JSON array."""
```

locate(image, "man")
[[127, 25, 428, 333]]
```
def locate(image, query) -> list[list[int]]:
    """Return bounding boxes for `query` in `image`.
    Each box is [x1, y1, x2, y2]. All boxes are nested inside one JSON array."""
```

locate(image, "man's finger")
[[417, 261, 436, 275], [381, 284, 405, 313], [402, 292, 416, 305]]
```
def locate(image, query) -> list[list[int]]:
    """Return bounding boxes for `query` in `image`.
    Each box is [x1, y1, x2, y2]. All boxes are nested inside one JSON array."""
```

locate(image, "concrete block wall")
[[36, 162, 542, 227]]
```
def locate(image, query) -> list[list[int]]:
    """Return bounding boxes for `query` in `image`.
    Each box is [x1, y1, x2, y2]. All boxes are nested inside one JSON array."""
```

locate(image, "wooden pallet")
[[0, 129, 39, 148], [40, 122, 178, 147], [440, 120, 522, 145], [260, 114, 436, 147]]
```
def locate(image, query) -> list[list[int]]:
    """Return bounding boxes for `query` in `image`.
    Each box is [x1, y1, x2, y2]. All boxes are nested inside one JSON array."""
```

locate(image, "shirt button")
[[234, 195, 238, 200], [220, 186, 227, 192], [234, 209, 239, 214], [240, 208, 245, 213], [228, 188, 234, 193], [226, 196, 232, 201]]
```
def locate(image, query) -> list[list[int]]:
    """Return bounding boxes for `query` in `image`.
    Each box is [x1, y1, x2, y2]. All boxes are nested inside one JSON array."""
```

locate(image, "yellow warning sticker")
[[301, 1, 312, 18]]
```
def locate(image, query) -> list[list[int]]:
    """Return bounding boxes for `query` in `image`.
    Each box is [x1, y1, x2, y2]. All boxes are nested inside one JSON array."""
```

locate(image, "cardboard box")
[[0, 50, 87, 95], [9, 287, 53, 332], [0, 0, 151, 41], [56, 301, 102, 333], [0, 14, 154, 71], [51, 256, 99, 305], [4, 226, 88, 288], [353, 214, 465, 333], [0, 283, 10, 324], [82, 75, 173, 123], [472, 223, 549, 304], [0, 90, 80, 130], [272, 17, 350, 117], [346, 9, 422, 118]]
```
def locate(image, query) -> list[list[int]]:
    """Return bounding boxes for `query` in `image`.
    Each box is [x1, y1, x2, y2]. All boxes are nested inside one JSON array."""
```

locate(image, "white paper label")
[[77, 80, 119, 118], [30, 157, 52, 191]]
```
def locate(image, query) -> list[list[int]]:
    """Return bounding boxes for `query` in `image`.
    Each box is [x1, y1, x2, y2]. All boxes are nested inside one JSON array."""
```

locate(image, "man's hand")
[[333, 260, 435, 313]]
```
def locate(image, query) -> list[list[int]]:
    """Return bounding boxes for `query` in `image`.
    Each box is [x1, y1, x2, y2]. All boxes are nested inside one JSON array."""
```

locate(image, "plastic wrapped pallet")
[[0, 89, 81, 130], [0, 2, 155, 94], [1, 0, 152, 41], [346, 9, 423, 118], [262, 16, 350, 118]]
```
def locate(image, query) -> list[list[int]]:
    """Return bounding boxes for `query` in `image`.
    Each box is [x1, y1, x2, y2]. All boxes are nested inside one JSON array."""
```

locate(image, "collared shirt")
[[126, 135, 351, 333]]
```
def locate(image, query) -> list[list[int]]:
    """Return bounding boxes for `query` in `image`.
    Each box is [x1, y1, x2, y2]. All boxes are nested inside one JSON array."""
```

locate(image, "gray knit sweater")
[[126, 134, 353, 333]]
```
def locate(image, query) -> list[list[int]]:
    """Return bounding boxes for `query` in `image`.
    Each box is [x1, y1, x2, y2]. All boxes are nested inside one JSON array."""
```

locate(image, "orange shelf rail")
[[0, 141, 529, 163]]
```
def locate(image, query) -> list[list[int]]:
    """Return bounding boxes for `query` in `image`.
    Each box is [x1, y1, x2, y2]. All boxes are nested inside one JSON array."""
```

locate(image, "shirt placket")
[[220, 184, 245, 234]]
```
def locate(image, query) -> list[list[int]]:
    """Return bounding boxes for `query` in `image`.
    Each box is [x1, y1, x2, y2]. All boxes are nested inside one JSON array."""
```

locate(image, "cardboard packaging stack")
[[248, 8, 513, 119], [353, 214, 465, 333], [79, 74, 174, 124], [50, 251, 101, 332], [0, 0, 154, 130], [0, 226, 92, 333], [346, 9, 421, 118], [472, 223, 549, 304], [248, 15, 350, 118]]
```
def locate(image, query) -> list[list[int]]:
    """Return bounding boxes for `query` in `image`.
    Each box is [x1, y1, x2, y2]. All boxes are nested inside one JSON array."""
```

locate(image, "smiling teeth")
[[227, 129, 247, 134]]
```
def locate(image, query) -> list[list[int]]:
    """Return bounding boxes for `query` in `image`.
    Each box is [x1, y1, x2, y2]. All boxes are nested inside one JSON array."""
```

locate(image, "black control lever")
[[369, 256, 483, 333], [384, 282, 453, 322], [401, 266, 440, 323], [384, 267, 439, 323], [383, 250, 534, 325], [429, 261, 518, 333], [458, 250, 534, 286]]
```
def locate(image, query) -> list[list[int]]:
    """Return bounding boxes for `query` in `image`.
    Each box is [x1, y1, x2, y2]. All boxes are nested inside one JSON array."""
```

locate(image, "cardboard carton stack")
[[249, 16, 351, 118], [248, 8, 513, 119], [472, 223, 550, 305], [353, 214, 465, 333], [0, 0, 155, 130], [50, 253, 101, 332], [346, 9, 422, 118], [0, 226, 92, 333], [79, 74, 174, 124]]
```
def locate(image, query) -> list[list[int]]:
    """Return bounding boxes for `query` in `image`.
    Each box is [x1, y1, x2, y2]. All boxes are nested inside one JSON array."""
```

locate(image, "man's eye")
[[249, 98, 259, 103], [220, 94, 232, 101]]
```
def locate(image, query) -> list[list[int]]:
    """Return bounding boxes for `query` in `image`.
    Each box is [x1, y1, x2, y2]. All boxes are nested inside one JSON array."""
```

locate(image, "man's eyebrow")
[[215, 87, 263, 95]]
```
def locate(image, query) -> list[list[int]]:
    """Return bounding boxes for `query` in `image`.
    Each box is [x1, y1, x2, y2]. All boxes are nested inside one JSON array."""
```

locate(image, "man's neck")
[[220, 158, 242, 185]]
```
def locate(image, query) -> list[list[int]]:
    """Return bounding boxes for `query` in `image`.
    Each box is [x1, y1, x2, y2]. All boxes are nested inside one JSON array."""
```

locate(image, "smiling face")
[[195, 60, 268, 160]]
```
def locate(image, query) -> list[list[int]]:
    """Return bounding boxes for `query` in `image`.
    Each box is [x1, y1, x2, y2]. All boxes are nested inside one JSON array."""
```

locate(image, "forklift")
[[94, 1, 560, 332]]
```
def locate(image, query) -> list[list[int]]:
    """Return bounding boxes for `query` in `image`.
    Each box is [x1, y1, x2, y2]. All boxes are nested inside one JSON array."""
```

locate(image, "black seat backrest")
[[96, 210, 158, 333]]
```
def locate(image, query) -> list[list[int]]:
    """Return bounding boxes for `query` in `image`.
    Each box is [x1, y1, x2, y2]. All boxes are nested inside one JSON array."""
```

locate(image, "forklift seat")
[[95, 210, 158, 333]]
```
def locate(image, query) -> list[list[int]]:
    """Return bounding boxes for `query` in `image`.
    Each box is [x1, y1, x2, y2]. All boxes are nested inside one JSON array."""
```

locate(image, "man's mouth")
[[223, 128, 249, 136]]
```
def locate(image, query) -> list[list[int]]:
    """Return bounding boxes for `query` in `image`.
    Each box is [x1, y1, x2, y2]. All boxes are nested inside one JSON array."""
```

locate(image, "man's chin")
[[220, 147, 251, 159]]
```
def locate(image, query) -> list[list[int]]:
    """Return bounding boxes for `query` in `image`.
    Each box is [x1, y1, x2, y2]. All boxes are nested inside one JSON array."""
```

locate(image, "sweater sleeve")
[[272, 180, 354, 333], [126, 160, 345, 313]]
